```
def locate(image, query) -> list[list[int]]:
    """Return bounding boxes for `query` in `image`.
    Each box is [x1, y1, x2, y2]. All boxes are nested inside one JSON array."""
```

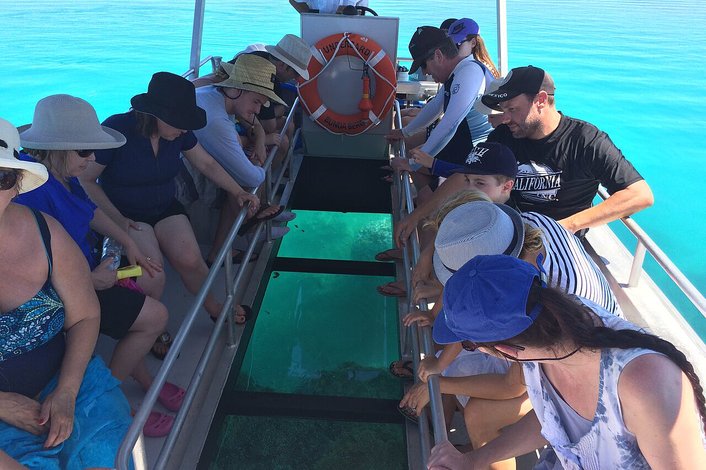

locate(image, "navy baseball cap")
[[433, 255, 545, 344], [408, 26, 455, 74], [452, 142, 518, 179], [448, 18, 480, 44], [439, 18, 458, 31], [481, 65, 546, 111]]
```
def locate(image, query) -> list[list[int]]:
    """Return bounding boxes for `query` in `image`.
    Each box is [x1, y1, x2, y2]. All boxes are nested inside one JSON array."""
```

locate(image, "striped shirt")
[[521, 212, 621, 316]]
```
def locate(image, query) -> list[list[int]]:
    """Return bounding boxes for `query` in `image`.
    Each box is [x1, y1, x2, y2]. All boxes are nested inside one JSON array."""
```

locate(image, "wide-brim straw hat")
[[265, 34, 312, 80], [19, 94, 126, 151], [433, 201, 525, 285], [0, 118, 48, 194], [214, 55, 286, 106], [131, 72, 207, 130]]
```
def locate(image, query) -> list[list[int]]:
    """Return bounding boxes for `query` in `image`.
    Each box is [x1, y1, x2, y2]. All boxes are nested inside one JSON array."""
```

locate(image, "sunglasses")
[[419, 51, 437, 71], [0, 168, 20, 191], [461, 340, 526, 353], [75, 149, 96, 158]]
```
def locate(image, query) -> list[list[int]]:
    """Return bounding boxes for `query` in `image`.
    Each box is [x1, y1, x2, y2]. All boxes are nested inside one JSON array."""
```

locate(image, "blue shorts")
[[0, 356, 133, 470]]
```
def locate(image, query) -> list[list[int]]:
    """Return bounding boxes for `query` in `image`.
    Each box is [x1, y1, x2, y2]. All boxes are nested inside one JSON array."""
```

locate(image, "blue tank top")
[[0, 209, 66, 398]]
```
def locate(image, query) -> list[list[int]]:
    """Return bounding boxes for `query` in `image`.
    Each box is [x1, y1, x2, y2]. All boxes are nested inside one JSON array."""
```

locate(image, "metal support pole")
[[188, 0, 206, 79], [496, 0, 509, 75], [628, 241, 647, 288]]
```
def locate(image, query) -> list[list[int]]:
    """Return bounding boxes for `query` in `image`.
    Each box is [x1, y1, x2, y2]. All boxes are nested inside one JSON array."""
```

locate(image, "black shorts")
[[96, 285, 146, 339], [123, 198, 188, 227]]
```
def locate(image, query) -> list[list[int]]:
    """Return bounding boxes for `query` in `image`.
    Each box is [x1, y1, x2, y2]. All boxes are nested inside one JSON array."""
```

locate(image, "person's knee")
[[173, 246, 205, 272], [144, 298, 168, 333], [464, 399, 501, 447]]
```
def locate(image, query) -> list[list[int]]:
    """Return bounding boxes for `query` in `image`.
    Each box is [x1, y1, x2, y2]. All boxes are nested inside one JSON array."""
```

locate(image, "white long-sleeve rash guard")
[[402, 57, 488, 157]]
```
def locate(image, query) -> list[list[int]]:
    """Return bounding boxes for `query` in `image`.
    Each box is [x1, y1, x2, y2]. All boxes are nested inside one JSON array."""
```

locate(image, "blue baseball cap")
[[433, 255, 544, 344], [452, 141, 518, 179], [448, 18, 480, 45]]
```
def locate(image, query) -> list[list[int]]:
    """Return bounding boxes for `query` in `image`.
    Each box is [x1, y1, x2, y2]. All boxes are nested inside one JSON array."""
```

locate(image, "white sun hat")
[[0, 118, 48, 193]]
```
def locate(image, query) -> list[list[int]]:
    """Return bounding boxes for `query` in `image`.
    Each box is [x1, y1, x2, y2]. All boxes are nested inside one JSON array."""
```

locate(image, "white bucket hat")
[[433, 201, 525, 285], [0, 118, 48, 193], [18, 94, 126, 150], [265, 34, 312, 80], [473, 78, 505, 116]]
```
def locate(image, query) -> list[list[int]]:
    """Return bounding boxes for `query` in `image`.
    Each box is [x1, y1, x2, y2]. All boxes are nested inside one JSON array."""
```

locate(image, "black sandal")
[[151, 331, 172, 361], [389, 359, 414, 379]]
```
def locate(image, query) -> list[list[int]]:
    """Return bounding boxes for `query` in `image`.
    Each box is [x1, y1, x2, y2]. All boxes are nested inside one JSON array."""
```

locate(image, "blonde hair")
[[423, 189, 492, 231], [520, 224, 544, 258], [471, 35, 500, 78], [423, 188, 546, 256], [23, 148, 71, 180]]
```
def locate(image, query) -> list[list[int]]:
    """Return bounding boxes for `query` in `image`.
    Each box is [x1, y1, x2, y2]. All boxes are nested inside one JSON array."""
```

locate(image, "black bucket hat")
[[131, 72, 207, 131]]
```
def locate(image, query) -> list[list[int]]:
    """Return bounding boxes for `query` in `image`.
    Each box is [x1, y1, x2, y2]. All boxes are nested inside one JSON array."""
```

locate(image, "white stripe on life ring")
[[368, 110, 380, 125], [312, 48, 326, 65], [367, 49, 386, 68], [310, 104, 327, 121]]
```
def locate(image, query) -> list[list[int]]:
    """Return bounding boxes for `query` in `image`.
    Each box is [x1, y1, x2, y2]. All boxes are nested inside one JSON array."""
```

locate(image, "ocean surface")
[[3, 0, 706, 336]]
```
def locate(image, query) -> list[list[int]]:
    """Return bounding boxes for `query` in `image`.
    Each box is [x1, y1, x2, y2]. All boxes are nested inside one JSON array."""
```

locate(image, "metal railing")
[[181, 55, 222, 80], [115, 89, 300, 469], [391, 100, 448, 465], [597, 188, 706, 317]]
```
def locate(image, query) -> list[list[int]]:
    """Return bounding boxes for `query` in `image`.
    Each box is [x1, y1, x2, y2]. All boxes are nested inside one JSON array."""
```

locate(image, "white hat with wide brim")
[[265, 34, 312, 80], [433, 201, 525, 285], [19, 94, 126, 150], [0, 118, 48, 194]]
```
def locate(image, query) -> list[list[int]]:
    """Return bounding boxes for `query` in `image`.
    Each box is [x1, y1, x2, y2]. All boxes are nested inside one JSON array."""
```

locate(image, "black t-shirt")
[[487, 114, 643, 221]]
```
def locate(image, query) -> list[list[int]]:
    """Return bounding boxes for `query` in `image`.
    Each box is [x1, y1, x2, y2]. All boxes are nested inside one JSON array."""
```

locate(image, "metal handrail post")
[[496, 0, 509, 75], [188, 0, 206, 79], [116, 99, 300, 469], [596, 188, 706, 316], [400, 168, 448, 445], [628, 241, 647, 288], [392, 101, 448, 464]]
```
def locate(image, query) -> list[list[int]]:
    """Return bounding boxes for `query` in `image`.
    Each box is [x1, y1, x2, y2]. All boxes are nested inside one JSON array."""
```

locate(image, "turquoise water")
[[4, 1, 706, 334]]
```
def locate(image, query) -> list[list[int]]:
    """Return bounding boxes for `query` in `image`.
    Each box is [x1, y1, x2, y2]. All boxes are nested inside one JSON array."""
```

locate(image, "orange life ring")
[[298, 32, 397, 136]]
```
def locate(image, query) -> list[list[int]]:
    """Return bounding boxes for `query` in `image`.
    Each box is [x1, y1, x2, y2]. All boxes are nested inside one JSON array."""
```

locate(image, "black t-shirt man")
[[488, 113, 644, 221]]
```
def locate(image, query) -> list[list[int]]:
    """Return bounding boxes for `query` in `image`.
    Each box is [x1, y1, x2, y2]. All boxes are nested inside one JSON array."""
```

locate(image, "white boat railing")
[[115, 75, 300, 468], [597, 187, 706, 317], [392, 100, 448, 464]]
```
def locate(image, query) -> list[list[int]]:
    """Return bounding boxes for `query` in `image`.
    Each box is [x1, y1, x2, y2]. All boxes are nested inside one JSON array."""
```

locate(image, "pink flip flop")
[[143, 411, 174, 438], [158, 382, 186, 412]]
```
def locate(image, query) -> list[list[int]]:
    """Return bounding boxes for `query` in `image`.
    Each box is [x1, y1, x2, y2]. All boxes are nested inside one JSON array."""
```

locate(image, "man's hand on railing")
[[394, 213, 419, 247], [413, 280, 442, 304], [408, 148, 434, 169], [428, 441, 475, 470], [402, 306, 434, 328], [265, 133, 282, 147], [418, 355, 442, 383], [399, 381, 430, 417], [235, 191, 260, 217], [390, 156, 413, 173]]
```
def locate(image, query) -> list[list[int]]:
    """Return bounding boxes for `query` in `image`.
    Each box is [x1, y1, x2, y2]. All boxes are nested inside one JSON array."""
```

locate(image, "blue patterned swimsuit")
[[0, 209, 66, 397]]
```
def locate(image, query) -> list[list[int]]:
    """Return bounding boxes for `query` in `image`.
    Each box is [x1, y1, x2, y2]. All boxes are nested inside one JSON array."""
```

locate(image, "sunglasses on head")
[[0, 168, 20, 191], [75, 149, 95, 158], [461, 340, 526, 353]]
